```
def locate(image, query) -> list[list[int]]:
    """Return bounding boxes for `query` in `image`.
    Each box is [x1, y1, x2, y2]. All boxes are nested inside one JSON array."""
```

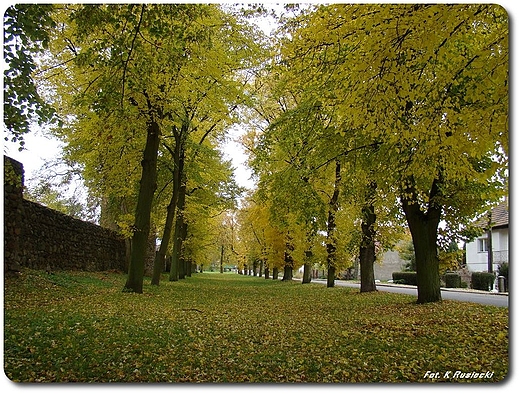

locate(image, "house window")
[[477, 238, 488, 252]]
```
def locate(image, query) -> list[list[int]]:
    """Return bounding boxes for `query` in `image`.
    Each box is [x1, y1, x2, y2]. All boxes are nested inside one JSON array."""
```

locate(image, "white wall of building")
[[466, 228, 508, 272]]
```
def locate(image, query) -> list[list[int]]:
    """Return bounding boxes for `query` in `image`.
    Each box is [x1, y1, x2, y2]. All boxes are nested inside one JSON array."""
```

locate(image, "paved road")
[[308, 279, 509, 308]]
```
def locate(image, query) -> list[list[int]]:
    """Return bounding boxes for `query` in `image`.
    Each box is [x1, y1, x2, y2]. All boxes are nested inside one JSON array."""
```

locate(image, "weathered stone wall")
[[4, 156, 24, 274], [19, 199, 127, 271], [4, 155, 127, 273]]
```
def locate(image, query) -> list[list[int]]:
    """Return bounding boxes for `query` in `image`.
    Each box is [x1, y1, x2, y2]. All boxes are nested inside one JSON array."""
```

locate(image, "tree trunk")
[[173, 223, 186, 280], [282, 264, 293, 281], [178, 258, 185, 279], [264, 266, 269, 279], [183, 223, 191, 278], [302, 262, 312, 284], [302, 231, 314, 284], [487, 211, 493, 273], [184, 259, 189, 277], [186, 255, 192, 277], [402, 177, 442, 303], [220, 244, 224, 273], [359, 184, 377, 293], [181, 257, 191, 278], [151, 197, 175, 284], [326, 160, 341, 288], [272, 267, 278, 280], [152, 138, 183, 285], [169, 173, 187, 281], [124, 119, 160, 293], [169, 254, 178, 281], [327, 266, 335, 287], [282, 242, 294, 281]]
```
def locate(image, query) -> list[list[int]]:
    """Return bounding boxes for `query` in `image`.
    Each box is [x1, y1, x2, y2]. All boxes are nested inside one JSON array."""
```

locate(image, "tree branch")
[[312, 141, 382, 172], [121, 4, 145, 108]]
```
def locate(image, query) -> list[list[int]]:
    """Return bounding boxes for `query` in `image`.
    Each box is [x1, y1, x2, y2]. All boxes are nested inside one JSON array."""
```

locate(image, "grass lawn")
[[4, 269, 508, 383]]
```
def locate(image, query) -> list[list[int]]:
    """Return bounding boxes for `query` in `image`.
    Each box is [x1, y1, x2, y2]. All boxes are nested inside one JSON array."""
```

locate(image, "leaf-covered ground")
[[4, 270, 508, 383]]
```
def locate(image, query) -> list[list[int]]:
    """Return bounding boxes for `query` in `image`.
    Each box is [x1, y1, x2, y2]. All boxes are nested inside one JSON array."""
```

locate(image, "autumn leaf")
[[4, 270, 508, 382]]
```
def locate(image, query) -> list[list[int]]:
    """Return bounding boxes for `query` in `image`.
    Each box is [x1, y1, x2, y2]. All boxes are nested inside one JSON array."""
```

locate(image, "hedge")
[[444, 272, 461, 288], [392, 272, 417, 285], [471, 272, 495, 291]]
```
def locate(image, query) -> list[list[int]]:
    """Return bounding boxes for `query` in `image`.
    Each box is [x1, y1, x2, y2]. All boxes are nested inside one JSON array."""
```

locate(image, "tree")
[[270, 4, 508, 302], [246, 13, 394, 290], [3, 4, 58, 149], [358, 181, 377, 292], [237, 195, 268, 276], [152, 8, 264, 285], [39, 4, 265, 292], [360, 4, 508, 303]]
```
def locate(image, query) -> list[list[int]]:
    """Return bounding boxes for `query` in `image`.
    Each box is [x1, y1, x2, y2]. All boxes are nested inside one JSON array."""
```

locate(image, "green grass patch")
[[4, 270, 508, 382]]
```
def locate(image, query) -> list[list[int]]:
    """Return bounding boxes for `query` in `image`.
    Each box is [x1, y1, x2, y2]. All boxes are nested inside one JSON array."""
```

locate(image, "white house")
[[465, 200, 509, 273]]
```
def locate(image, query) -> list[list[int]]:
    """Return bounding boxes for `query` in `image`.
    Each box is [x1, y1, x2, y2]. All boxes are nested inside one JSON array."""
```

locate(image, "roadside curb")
[[376, 283, 509, 296], [297, 278, 509, 297]]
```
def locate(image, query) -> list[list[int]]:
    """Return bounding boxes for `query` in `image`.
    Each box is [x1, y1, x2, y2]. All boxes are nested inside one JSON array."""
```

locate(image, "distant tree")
[[397, 240, 416, 272]]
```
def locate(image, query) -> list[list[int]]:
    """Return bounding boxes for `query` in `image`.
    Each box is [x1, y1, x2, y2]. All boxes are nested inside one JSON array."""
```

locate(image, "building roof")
[[475, 200, 509, 229]]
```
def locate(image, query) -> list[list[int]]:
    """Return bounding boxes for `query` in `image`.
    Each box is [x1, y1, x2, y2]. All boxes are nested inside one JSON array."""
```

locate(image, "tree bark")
[[282, 264, 293, 281], [170, 173, 187, 281], [302, 229, 314, 284], [219, 244, 224, 273], [402, 177, 442, 303], [360, 183, 377, 293], [326, 160, 341, 288], [124, 119, 160, 293], [302, 261, 312, 284], [327, 266, 335, 287], [178, 254, 186, 279], [152, 136, 184, 285], [258, 259, 263, 278], [169, 254, 178, 281], [282, 241, 294, 281]]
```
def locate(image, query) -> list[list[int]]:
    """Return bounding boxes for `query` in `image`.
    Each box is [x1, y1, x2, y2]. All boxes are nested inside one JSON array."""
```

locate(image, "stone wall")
[[4, 155, 127, 274], [4, 156, 24, 274]]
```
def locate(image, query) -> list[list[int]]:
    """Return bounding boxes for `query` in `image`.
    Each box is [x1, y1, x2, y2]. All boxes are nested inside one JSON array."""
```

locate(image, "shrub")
[[498, 262, 508, 278], [392, 272, 417, 285], [444, 272, 461, 288], [471, 272, 495, 291], [497, 263, 508, 291]]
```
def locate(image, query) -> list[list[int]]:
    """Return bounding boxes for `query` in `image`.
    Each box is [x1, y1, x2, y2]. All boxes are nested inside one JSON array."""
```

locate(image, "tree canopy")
[[239, 4, 508, 302], [4, 4, 508, 302], [4, 4, 58, 148]]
